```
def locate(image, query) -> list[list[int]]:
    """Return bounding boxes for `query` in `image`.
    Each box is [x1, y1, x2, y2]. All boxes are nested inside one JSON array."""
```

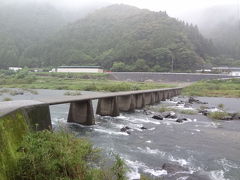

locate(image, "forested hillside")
[[0, 3, 67, 68], [0, 4, 219, 71]]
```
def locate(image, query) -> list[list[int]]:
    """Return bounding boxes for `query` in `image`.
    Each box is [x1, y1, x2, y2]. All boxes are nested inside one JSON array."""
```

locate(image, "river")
[[0, 89, 240, 180]]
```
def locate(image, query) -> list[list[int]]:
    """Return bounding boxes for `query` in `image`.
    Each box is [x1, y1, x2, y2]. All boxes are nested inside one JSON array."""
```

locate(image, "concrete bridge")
[[0, 88, 182, 130]]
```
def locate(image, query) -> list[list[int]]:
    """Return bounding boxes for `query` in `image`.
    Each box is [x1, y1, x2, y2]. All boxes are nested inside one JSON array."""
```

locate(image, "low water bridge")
[[0, 88, 182, 130]]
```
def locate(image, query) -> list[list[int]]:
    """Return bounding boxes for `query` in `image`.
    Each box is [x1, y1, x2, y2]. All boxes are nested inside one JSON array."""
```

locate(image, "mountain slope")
[[25, 4, 215, 71], [0, 3, 67, 68]]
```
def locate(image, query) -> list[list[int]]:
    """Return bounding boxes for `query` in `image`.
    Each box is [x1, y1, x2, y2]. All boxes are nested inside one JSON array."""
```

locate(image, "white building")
[[56, 66, 104, 73], [9, 67, 22, 72], [212, 67, 240, 76]]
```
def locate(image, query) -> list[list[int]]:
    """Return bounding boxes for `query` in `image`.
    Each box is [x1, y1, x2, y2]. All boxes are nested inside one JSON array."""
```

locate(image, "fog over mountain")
[[178, 4, 240, 62], [0, 0, 239, 70]]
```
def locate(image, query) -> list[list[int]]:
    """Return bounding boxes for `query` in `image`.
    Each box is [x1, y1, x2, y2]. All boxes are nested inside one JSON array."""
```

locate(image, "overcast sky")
[[2, 0, 240, 17]]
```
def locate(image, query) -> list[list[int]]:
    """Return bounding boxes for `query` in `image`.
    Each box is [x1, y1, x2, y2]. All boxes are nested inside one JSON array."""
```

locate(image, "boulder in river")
[[126, 131, 131, 135], [140, 126, 147, 130], [176, 100, 185, 106], [120, 126, 131, 132], [143, 109, 153, 115], [188, 97, 207, 104], [176, 118, 188, 123], [162, 111, 177, 119], [219, 115, 233, 121], [199, 109, 209, 116], [230, 113, 240, 120], [152, 114, 164, 120], [162, 163, 188, 174]]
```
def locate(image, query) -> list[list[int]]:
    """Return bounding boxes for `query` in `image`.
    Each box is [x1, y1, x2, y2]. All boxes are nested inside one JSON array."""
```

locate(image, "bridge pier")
[[144, 93, 152, 105], [24, 104, 52, 130], [96, 97, 120, 116], [154, 92, 160, 103], [165, 90, 170, 100], [159, 91, 164, 101], [135, 94, 145, 109], [67, 100, 95, 125], [118, 95, 136, 112]]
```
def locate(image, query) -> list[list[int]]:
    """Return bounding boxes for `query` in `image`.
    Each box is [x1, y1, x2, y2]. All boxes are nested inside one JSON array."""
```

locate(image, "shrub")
[[14, 130, 128, 180], [208, 111, 229, 120], [15, 130, 100, 180], [112, 155, 127, 180], [3, 97, 12, 101], [179, 109, 197, 115]]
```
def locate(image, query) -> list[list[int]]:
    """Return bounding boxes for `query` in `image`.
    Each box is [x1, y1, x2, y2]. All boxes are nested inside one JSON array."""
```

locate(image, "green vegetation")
[[208, 111, 229, 120], [218, 103, 224, 110], [3, 97, 12, 101], [15, 130, 127, 180], [179, 109, 198, 115], [183, 79, 240, 97], [149, 106, 197, 115], [64, 91, 82, 96], [0, 71, 175, 92], [0, 110, 29, 180]]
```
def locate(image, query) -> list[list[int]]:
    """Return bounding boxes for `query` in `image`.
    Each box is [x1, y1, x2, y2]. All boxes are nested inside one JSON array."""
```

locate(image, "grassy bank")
[[183, 79, 240, 98], [0, 70, 175, 92], [14, 130, 128, 180]]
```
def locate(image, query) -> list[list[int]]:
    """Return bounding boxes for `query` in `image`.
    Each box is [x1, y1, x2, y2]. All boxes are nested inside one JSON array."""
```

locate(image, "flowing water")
[[1, 89, 240, 180]]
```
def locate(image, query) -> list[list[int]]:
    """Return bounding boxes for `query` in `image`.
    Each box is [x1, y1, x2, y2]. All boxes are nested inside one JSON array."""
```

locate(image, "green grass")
[[3, 97, 12, 101], [208, 111, 229, 120], [0, 71, 176, 92], [179, 109, 198, 115], [14, 130, 127, 180], [0, 110, 29, 180], [64, 91, 82, 96], [183, 79, 240, 97], [149, 106, 197, 115]]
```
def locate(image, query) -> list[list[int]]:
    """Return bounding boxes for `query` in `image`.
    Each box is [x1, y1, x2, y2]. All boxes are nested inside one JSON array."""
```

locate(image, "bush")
[[3, 97, 12, 101], [15, 130, 99, 180], [208, 111, 229, 120], [14, 130, 128, 180]]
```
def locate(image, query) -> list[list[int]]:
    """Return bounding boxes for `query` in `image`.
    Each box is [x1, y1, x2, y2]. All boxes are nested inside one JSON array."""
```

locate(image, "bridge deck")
[[39, 88, 181, 105]]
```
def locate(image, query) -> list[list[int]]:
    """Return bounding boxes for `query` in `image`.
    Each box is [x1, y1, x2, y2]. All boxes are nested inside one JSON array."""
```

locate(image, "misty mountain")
[[181, 4, 240, 63], [0, 3, 66, 67], [22, 4, 215, 72], [0, 2, 103, 68]]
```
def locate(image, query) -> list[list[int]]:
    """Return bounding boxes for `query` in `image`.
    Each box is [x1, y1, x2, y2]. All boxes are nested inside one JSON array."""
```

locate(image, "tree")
[[111, 62, 127, 72]]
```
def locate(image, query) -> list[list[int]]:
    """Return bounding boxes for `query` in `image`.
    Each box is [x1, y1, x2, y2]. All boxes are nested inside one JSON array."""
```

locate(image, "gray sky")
[[2, 0, 240, 17]]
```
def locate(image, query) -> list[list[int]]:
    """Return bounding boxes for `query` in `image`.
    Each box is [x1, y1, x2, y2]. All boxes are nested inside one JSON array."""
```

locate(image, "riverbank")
[[0, 71, 175, 92], [182, 78, 240, 98]]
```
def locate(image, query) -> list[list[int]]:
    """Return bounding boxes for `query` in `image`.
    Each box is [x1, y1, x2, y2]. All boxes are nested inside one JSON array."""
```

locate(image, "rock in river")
[[120, 126, 131, 132], [162, 111, 177, 119], [162, 163, 188, 174], [176, 118, 188, 123], [152, 114, 164, 120]]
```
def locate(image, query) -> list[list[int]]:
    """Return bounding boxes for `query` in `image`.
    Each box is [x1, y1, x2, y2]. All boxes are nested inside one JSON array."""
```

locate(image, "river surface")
[[1, 89, 240, 180]]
